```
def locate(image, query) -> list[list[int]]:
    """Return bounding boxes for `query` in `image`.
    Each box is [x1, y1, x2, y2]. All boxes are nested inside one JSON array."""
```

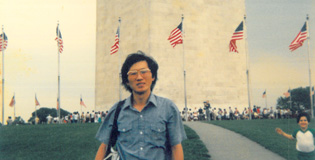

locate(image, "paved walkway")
[[184, 121, 285, 160]]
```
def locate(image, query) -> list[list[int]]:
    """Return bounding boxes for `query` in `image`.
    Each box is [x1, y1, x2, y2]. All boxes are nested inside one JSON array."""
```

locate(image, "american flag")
[[55, 25, 63, 53], [9, 95, 15, 107], [229, 21, 243, 53], [35, 94, 40, 106], [262, 90, 266, 98], [283, 89, 290, 98], [80, 97, 87, 108], [289, 22, 307, 52], [0, 32, 8, 52], [110, 26, 120, 55], [168, 22, 183, 48], [57, 98, 59, 110]]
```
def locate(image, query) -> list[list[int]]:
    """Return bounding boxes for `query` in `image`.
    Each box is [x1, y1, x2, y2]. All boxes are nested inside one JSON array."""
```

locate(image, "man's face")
[[127, 61, 155, 95]]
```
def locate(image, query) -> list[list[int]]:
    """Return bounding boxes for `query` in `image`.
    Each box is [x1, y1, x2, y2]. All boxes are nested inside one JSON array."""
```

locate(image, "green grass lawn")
[[208, 118, 315, 160], [0, 124, 100, 160], [3, 119, 307, 160], [0, 123, 209, 160], [183, 125, 211, 160]]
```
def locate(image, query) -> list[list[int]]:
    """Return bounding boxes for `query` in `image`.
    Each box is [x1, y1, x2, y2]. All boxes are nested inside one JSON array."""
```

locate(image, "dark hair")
[[121, 50, 159, 93], [297, 112, 310, 123]]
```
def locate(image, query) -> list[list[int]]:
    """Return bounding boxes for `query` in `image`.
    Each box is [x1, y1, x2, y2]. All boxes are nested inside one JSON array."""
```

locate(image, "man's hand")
[[95, 143, 107, 160]]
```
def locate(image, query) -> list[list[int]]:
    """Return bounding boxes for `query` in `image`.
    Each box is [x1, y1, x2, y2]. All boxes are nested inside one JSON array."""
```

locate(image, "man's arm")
[[172, 143, 184, 160], [95, 143, 107, 160]]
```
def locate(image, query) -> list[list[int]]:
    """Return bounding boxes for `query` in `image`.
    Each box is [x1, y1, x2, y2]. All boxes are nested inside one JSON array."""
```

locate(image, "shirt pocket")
[[149, 123, 167, 147], [118, 123, 133, 145]]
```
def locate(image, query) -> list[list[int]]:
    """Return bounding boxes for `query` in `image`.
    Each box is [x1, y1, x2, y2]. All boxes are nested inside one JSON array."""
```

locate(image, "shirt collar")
[[148, 93, 158, 107], [300, 128, 310, 133], [122, 93, 158, 111]]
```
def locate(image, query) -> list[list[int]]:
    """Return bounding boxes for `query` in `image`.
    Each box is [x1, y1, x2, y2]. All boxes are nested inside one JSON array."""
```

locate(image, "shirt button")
[[140, 147, 143, 150], [122, 129, 125, 132], [140, 131, 143, 135], [140, 115, 143, 118]]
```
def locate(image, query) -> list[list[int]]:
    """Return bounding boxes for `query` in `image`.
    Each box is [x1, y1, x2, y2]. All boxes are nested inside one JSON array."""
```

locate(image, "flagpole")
[[306, 15, 313, 118], [265, 90, 268, 109], [57, 22, 61, 124], [35, 93, 37, 125], [181, 14, 188, 121], [2, 26, 5, 124], [289, 88, 292, 109], [118, 17, 122, 101], [244, 15, 252, 120], [80, 94, 82, 116], [56, 97, 58, 118], [13, 93, 15, 119]]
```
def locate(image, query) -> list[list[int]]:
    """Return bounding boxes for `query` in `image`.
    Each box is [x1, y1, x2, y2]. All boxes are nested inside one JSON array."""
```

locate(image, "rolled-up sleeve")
[[167, 102, 187, 146], [95, 104, 117, 144]]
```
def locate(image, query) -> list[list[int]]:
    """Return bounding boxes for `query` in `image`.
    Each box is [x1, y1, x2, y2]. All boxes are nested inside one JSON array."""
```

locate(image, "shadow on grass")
[[183, 125, 211, 160]]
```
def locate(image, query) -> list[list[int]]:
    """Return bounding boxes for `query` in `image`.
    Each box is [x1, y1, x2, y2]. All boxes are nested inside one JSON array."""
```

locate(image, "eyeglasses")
[[127, 68, 151, 77]]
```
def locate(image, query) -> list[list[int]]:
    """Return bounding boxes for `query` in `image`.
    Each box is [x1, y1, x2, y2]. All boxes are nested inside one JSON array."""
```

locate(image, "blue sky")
[[246, 0, 314, 108]]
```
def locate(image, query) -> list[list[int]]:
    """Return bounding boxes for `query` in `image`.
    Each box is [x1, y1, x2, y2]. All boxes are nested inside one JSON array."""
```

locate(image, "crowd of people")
[[5, 103, 299, 125], [43, 110, 109, 124], [5, 116, 25, 125], [182, 101, 298, 121], [4, 110, 110, 125]]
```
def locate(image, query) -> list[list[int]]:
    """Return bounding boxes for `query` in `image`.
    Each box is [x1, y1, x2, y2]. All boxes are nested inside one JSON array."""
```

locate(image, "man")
[[204, 101, 211, 121], [212, 108, 217, 121], [91, 110, 95, 123], [198, 107, 204, 120], [95, 51, 187, 160], [81, 112, 85, 123], [73, 112, 79, 123], [86, 112, 90, 123], [253, 105, 257, 113], [35, 116, 40, 124], [6, 116, 13, 125], [46, 114, 53, 124], [229, 107, 233, 120]]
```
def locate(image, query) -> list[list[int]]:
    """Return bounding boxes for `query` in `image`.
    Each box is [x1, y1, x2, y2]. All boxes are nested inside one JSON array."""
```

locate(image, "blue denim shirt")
[[95, 94, 187, 160]]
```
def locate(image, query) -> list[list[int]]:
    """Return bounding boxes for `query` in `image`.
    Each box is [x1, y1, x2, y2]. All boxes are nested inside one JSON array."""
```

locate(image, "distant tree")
[[276, 87, 312, 113], [277, 97, 290, 109], [28, 107, 71, 124]]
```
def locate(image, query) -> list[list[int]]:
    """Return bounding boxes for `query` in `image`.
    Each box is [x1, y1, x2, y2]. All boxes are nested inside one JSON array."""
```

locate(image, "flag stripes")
[[80, 97, 87, 108], [110, 27, 120, 55], [9, 95, 15, 107], [57, 98, 59, 110], [262, 90, 266, 98], [55, 25, 64, 53], [168, 22, 183, 48], [283, 89, 291, 98], [35, 94, 40, 106], [229, 21, 244, 53], [289, 22, 307, 52], [0, 32, 8, 52]]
